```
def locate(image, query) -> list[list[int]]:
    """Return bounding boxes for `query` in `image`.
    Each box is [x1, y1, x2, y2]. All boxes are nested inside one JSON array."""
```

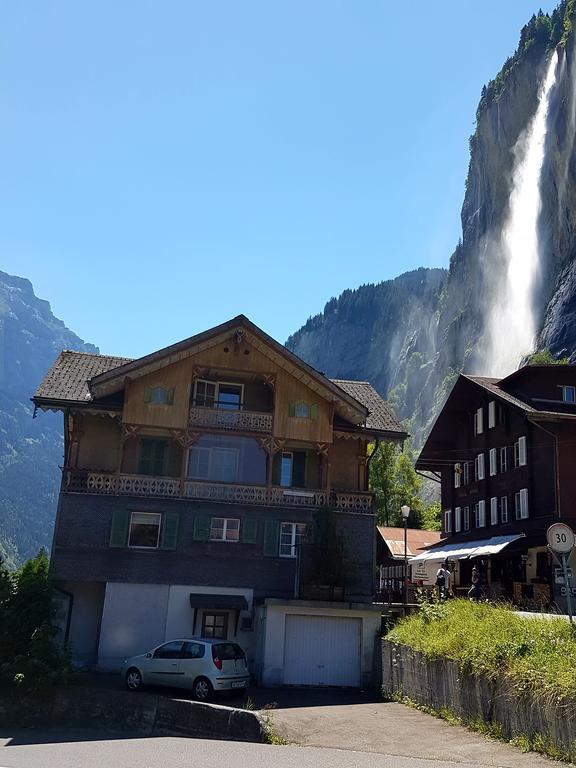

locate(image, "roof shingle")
[[331, 379, 405, 434], [34, 351, 132, 402]]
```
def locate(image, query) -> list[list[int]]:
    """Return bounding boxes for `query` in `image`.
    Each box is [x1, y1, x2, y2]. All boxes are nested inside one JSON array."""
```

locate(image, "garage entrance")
[[283, 614, 362, 687]]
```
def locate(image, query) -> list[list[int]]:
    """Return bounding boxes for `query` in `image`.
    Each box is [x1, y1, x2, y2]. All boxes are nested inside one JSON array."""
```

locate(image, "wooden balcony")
[[188, 405, 272, 433], [63, 470, 374, 512]]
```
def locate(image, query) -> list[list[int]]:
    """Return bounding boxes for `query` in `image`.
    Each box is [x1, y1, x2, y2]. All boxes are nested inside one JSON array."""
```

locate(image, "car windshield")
[[212, 643, 245, 660]]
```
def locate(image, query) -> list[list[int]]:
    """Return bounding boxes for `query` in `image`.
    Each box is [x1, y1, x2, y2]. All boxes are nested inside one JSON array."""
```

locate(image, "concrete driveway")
[[250, 689, 563, 768]]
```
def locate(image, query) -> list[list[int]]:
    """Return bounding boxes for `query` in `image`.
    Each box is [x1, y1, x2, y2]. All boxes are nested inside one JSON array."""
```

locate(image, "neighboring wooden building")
[[33, 315, 406, 687], [415, 365, 576, 610], [376, 526, 442, 602]]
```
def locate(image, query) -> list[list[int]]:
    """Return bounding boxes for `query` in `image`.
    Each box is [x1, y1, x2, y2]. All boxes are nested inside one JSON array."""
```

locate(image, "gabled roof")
[[33, 350, 132, 403], [332, 380, 405, 434], [32, 316, 406, 436], [87, 315, 368, 424], [463, 376, 536, 413]]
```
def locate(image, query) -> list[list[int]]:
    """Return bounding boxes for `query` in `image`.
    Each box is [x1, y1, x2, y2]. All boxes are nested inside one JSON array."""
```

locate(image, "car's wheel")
[[193, 676, 213, 701], [125, 667, 143, 691]]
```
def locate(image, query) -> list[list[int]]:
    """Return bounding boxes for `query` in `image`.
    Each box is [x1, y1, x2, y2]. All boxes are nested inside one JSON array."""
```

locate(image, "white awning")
[[410, 534, 525, 563]]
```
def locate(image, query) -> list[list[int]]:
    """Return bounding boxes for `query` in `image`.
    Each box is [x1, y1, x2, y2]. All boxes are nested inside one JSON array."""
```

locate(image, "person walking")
[[468, 565, 482, 600], [435, 562, 451, 600]]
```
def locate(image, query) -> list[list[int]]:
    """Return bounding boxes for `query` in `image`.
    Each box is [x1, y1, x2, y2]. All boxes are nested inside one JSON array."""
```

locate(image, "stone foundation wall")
[[382, 640, 576, 756], [0, 686, 265, 743]]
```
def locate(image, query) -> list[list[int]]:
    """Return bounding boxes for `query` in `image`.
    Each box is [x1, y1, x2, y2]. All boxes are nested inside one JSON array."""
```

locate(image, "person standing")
[[435, 562, 451, 600]]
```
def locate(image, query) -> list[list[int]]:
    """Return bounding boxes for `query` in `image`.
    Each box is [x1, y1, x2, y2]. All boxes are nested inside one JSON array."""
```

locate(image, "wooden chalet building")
[[33, 315, 406, 687], [415, 365, 576, 610]]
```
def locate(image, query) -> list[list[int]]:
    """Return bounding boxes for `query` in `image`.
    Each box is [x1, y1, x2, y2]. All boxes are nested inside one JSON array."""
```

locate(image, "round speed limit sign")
[[547, 523, 575, 554]]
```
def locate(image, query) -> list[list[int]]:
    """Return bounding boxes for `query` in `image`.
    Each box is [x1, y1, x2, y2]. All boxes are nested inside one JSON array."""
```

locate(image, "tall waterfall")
[[483, 50, 559, 377]]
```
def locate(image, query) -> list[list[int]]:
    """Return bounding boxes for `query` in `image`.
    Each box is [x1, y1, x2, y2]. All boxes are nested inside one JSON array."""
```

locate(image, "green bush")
[[0, 549, 70, 693], [388, 599, 576, 701]]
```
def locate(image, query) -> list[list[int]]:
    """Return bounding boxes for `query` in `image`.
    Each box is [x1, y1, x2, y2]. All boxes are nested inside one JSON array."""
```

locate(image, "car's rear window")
[[212, 643, 245, 660]]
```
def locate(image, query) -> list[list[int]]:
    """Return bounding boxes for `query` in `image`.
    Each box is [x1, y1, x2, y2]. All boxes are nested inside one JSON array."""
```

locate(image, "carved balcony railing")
[[188, 406, 273, 433], [62, 470, 375, 512], [183, 481, 268, 505]]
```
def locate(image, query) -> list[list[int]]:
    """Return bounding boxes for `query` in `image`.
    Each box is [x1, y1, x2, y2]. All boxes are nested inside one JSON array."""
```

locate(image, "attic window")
[[145, 386, 174, 406], [289, 401, 318, 420]]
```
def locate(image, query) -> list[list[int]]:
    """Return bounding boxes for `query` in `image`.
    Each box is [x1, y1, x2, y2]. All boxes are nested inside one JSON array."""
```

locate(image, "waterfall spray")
[[483, 51, 559, 377]]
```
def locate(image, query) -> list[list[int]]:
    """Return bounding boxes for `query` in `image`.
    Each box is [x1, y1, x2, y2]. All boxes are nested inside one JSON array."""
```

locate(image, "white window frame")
[[454, 463, 461, 489], [210, 517, 240, 542], [475, 453, 485, 481], [490, 497, 498, 525], [463, 506, 470, 531], [476, 500, 486, 528], [500, 447, 508, 473], [518, 436, 527, 467], [194, 379, 244, 410], [474, 407, 484, 436], [515, 488, 529, 519], [489, 448, 497, 477], [444, 509, 452, 534], [500, 496, 508, 524], [454, 506, 461, 533], [128, 511, 161, 549], [488, 401, 496, 429], [279, 521, 307, 557]]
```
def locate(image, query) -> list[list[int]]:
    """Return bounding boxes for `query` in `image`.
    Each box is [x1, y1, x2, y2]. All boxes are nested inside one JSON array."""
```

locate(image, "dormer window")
[[145, 386, 174, 406], [561, 385, 576, 403]]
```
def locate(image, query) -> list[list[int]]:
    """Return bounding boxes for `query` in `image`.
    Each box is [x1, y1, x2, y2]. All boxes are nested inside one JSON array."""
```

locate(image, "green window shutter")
[[160, 512, 179, 550], [293, 451, 306, 488], [263, 520, 280, 556], [242, 518, 258, 544], [110, 509, 130, 548], [288, 401, 296, 417], [167, 388, 175, 405], [144, 387, 152, 403], [193, 515, 210, 542], [310, 403, 318, 420]]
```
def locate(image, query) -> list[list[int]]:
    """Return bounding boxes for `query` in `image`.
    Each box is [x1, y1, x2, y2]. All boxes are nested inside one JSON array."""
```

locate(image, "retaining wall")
[[0, 686, 265, 742], [382, 639, 576, 756]]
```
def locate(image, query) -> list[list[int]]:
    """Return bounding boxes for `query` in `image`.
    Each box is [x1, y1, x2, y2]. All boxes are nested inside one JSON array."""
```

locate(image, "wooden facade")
[[416, 366, 576, 609], [37, 317, 406, 513]]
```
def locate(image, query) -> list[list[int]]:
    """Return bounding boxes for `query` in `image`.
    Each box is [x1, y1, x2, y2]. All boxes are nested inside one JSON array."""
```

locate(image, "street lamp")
[[401, 505, 410, 613]]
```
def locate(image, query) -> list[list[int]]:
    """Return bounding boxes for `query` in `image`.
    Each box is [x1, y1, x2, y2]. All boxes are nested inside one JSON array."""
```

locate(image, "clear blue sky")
[[0, 1, 558, 358]]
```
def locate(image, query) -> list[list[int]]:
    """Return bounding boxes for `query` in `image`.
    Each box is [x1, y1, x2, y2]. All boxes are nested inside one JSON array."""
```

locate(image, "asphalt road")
[[0, 732, 539, 768]]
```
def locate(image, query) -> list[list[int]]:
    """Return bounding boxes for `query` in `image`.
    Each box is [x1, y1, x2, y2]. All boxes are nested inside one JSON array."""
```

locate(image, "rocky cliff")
[[0, 271, 97, 566], [288, 3, 576, 444]]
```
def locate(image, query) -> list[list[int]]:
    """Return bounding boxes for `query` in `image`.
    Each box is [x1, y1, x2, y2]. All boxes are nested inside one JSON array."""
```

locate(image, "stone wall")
[[382, 640, 576, 757], [0, 686, 265, 743]]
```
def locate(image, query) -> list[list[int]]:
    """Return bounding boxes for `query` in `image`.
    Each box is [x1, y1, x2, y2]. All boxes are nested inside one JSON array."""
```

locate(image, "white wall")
[[61, 581, 105, 667], [98, 583, 170, 669], [97, 582, 255, 670], [260, 603, 381, 688]]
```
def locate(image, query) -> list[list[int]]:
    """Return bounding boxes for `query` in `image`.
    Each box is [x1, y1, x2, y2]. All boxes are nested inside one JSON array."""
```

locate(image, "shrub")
[[0, 550, 70, 693], [388, 599, 576, 701]]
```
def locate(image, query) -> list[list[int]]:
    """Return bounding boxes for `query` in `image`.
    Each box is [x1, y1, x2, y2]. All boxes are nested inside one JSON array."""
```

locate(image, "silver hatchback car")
[[121, 638, 250, 700]]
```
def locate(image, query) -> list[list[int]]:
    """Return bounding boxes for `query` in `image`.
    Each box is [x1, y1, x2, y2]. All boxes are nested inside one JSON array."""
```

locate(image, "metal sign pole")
[[562, 552, 574, 623]]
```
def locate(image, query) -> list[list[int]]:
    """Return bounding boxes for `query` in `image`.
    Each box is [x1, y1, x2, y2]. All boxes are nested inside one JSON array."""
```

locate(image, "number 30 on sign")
[[547, 523, 576, 554]]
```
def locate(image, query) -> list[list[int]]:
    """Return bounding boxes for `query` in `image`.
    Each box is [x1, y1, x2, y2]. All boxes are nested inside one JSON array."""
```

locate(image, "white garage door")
[[283, 614, 361, 687]]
